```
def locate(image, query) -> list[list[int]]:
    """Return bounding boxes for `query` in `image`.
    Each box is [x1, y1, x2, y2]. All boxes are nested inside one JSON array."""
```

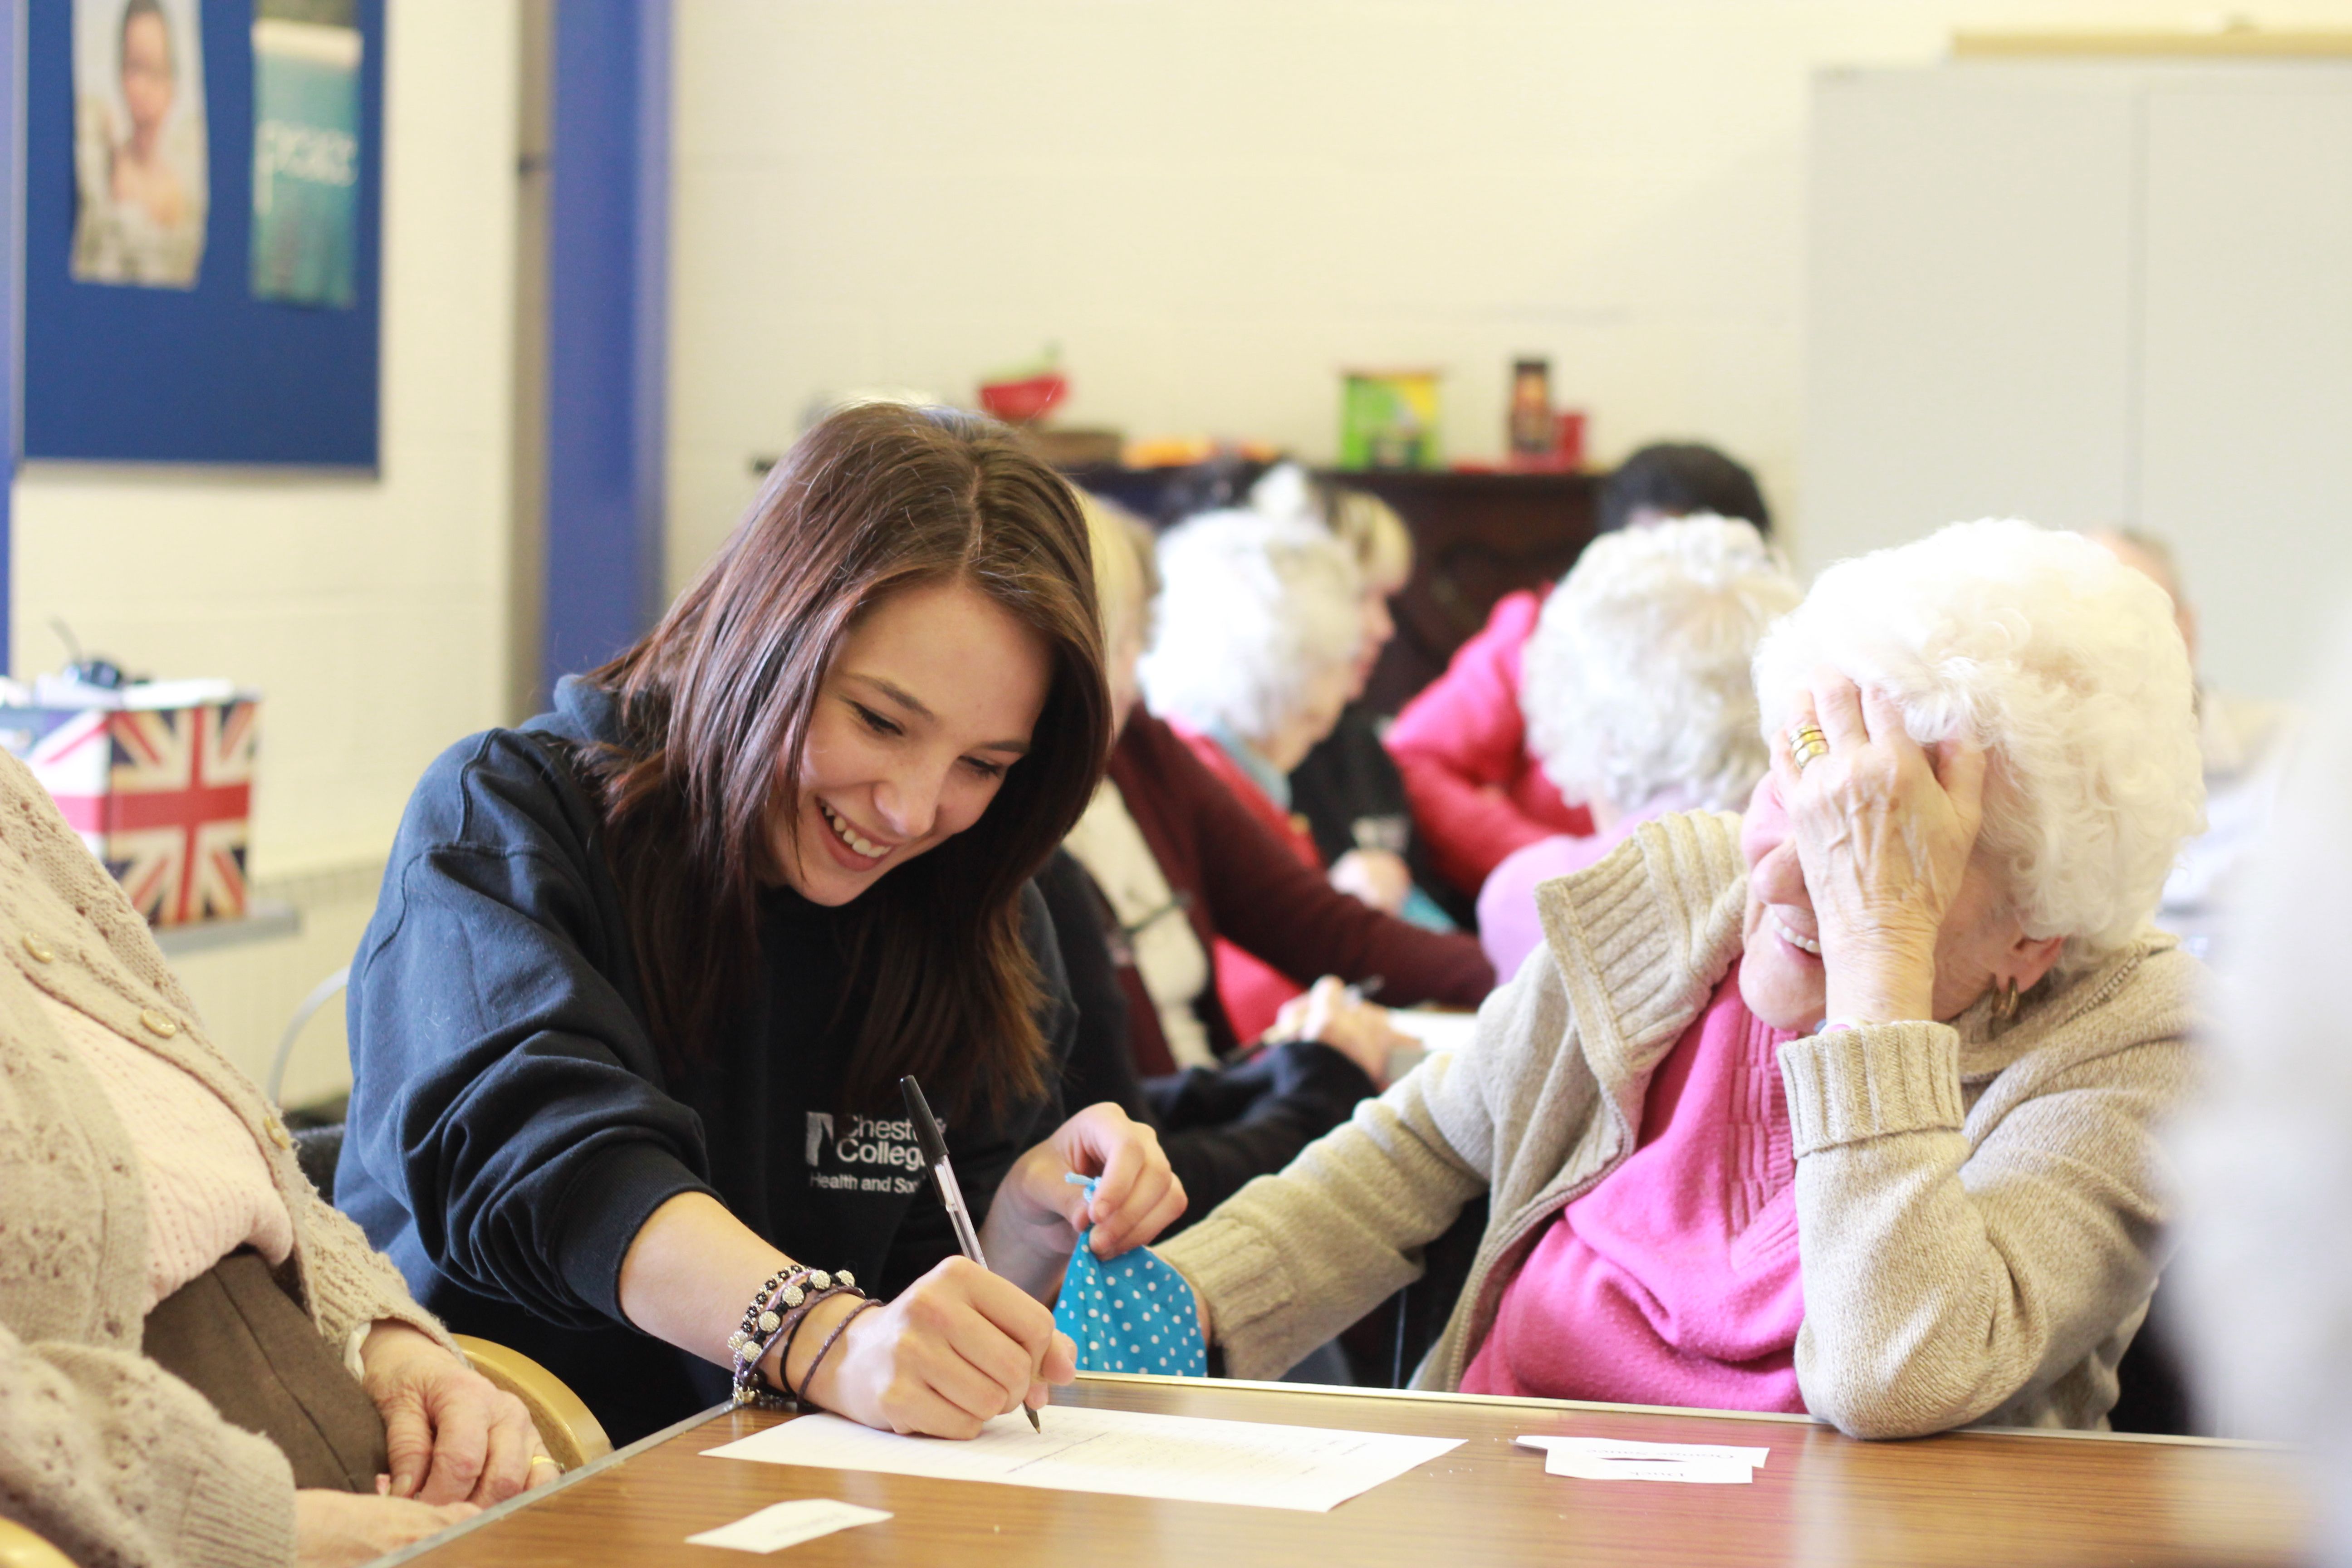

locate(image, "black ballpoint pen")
[[901, 1075, 1043, 1432]]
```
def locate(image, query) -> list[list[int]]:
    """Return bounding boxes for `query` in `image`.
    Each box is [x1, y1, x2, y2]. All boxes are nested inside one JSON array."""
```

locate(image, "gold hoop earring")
[[1992, 979, 2020, 1024]]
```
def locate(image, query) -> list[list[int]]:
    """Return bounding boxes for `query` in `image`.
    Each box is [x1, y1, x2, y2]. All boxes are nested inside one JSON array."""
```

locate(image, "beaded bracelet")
[[729, 1267, 862, 1409], [789, 1297, 879, 1412], [728, 1267, 810, 1409]]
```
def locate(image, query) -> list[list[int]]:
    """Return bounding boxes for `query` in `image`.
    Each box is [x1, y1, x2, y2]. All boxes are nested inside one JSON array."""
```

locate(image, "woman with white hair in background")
[[1139, 510, 1486, 1040], [1160, 521, 2206, 1436], [1252, 466, 1458, 931], [1478, 517, 1802, 979]]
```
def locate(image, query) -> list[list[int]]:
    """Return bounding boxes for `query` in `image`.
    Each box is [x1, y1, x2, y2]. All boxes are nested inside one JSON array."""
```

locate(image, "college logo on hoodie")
[[804, 1111, 926, 1195]]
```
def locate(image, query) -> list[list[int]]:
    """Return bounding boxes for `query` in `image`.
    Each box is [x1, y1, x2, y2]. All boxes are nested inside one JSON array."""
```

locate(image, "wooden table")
[[389, 1375, 2313, 1568]]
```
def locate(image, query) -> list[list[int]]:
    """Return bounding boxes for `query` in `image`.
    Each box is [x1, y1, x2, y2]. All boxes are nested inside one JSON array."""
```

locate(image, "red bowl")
[[979, 372, 1067, 424]]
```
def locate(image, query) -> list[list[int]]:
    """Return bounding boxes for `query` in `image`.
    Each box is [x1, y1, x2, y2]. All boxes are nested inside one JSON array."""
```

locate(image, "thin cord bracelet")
[[790, 1298, 879, 1411]]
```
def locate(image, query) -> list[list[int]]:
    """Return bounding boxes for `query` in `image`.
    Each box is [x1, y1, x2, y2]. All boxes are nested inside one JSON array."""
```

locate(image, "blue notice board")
[[20, 0, 384, 466]]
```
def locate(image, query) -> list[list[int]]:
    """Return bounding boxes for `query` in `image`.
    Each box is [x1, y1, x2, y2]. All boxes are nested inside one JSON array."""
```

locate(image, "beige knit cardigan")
[[0, 752, 457, 1568], [1159, 809, 2199, 1437]]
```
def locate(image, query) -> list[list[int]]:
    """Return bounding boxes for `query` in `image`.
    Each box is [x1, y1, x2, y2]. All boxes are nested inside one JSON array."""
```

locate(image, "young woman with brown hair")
[[337, 405, 1182, 1445]]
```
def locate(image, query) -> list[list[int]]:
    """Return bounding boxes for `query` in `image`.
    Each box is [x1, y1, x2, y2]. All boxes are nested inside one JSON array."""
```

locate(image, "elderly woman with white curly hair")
[[1157, 520, 2206, 1436], [1140, 509, 1463, 1040], [1141, 508, 1364, 802], [1479, 516, 1801, 980]]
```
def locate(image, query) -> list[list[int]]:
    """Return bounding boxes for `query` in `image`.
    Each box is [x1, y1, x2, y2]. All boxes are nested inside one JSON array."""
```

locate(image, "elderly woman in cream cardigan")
[[0, 752, 557, 1568], [1160, 520, 2206, 1437]]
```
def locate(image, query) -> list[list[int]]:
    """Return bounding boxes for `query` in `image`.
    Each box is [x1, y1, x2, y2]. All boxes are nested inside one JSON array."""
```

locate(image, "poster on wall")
[[251, 0, 361, 308], [71, 0, 210, 288], [26, 0, 387, 466]]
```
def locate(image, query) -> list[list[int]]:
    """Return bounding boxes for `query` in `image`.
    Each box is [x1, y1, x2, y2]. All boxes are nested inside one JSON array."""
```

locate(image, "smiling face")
[[765, 577, 1052, 906], [1735, 771, 2037, 1031]]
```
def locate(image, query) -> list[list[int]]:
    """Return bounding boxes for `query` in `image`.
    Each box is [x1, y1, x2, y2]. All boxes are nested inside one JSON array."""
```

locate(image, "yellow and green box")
[[1338, 370, 1441, 470]]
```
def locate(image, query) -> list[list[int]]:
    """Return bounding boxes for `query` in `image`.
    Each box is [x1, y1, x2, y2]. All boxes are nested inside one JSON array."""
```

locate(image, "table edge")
[[1076, 1373, 2282, 1449], [365, 1403, 735, 1568]]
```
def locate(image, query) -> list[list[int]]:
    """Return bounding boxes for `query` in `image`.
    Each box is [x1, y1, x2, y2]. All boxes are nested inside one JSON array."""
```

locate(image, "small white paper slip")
[[684, 1499, 892, 1555], [1542, 1450, 1755, 1485], [1514, 1434, 1770, 1469]]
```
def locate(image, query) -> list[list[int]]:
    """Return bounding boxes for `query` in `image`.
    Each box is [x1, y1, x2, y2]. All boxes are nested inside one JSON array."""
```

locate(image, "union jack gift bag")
[[0, 682, 261, 927]]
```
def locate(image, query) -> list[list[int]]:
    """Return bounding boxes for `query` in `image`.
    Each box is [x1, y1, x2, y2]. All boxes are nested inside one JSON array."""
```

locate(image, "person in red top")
[[1109, 711, 1492, 1058], [1385, 441, 1773, 901], [1167, 714, 1330, 1039], [1140, 507, 1489, 1039]]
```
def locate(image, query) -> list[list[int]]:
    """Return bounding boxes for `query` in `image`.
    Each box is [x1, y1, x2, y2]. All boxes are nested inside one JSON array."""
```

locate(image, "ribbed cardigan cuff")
[[300, 1222, 463, 1362], [1778, 1021, 1965, 1156], [173, 1428, 298, 1568], [1157, 1218, 1291, 1363]]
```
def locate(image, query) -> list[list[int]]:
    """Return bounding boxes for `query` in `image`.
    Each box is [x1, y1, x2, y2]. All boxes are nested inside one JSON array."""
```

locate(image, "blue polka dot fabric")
[[1054, 1175, 1208, 1377]]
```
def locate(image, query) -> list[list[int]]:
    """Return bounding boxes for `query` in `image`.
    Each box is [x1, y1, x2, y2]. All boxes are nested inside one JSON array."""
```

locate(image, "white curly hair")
[[1522, 515, 1800, 816], [1752, 519, 2204, 969], [1138, 509, 1362, 744]]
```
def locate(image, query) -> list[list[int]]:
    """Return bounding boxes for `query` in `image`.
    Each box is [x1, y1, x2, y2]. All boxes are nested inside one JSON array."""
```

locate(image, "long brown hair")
[[580, 403, 1109, 1122]]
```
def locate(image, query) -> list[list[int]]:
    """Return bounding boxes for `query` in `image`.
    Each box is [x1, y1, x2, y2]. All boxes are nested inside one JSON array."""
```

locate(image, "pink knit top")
[[1459, 975, 1808, 1411], [40, 992, 294, 1314], [1474, 814, 1644, 982]]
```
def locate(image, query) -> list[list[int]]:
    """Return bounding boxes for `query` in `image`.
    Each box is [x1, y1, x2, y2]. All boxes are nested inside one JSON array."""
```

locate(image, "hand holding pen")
[[902, 1075, 1047, 1431]]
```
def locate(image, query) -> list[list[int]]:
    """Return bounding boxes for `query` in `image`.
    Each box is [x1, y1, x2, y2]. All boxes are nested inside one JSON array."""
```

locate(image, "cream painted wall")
[[666, 0, 2352, 588], [10, 0, 522, 882]]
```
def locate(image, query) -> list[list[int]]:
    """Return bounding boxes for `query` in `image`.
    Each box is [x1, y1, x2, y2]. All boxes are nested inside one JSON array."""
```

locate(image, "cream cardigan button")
[[20, 934, 53, 963], [267, 1122, 293, 1150], [138, 1008, 179, 1039]]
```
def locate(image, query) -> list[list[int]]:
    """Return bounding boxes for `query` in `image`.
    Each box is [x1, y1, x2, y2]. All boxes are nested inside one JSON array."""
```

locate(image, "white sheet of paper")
[[1515, 1434, 1770, 1468], [684, 1498, 893, 1554], [1543, 1450, 1755, 1484], [1389, 1008, 1480, 1052], [703, 1406, 1463, 1513]]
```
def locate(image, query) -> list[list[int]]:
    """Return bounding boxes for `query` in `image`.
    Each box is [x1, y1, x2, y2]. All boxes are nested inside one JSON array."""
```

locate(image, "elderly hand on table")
[[290, 1323, 564, 1565], [294, 1492, 479, 1568], [358, 1321, 560, 1504]]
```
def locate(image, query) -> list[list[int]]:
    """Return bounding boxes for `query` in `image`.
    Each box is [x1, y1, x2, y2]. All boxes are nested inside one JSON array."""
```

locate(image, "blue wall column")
[[0, 0, 21, 672], [542, 0, 670, 690]]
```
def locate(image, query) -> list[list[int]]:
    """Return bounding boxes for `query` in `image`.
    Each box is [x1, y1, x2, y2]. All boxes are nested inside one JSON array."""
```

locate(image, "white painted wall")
[[1806, 61, 2352, 701], [8, 3, 522, 1098], [665, 0, 2352, 591]]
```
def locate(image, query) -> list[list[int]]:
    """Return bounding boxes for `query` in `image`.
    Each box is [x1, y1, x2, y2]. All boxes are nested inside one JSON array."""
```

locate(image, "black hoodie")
[[336, 677, 1072, 1444]]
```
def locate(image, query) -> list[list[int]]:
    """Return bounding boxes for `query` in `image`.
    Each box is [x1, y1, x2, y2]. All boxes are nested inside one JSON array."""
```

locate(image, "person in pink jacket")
[[1475, 518, 1800, 980], [1386, 441, 1772, 901]]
